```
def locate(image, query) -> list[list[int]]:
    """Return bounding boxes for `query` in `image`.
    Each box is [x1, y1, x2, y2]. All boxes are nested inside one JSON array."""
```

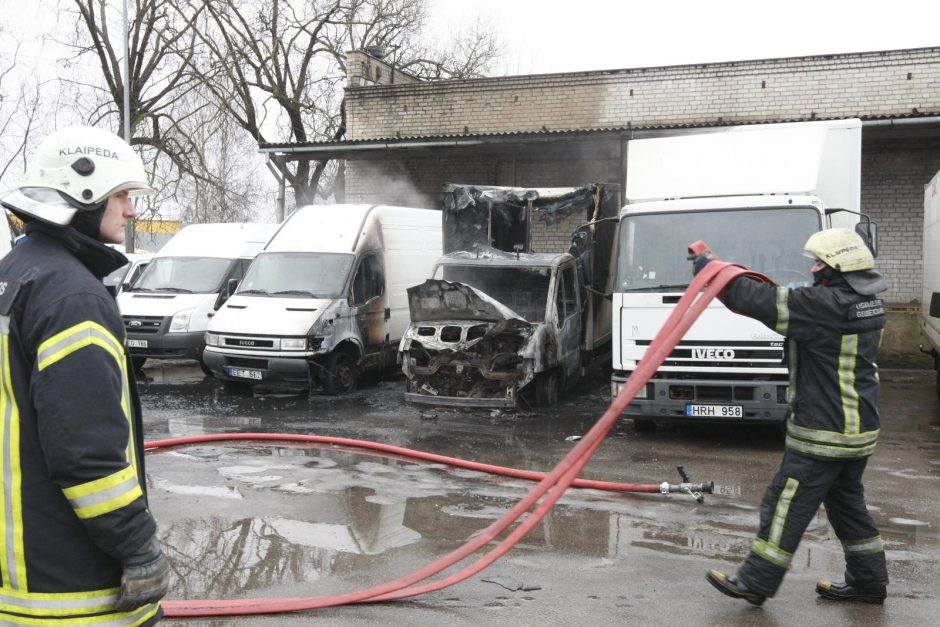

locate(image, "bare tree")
[[64, 1, 234, 222], [184, 0, 502, 206], [0, 43, 45, 186]]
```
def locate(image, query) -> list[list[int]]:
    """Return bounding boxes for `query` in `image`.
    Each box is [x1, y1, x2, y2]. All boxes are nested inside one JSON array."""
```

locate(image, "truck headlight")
[[205, 333, 220, 347], [612, 379, 648, 399], [169, 309, 195, 333], [280, 337, 306, 350]]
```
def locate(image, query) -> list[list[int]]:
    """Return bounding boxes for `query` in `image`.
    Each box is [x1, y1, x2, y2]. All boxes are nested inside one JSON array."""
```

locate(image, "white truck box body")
[[923, 170, 940, 370], [119, 223, 277, 364], [613, 120, 862, 425], [203, 204, 442, 391]]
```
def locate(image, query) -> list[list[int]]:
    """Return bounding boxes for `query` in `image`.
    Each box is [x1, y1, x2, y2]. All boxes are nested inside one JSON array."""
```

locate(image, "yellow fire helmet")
[[803, 228, 874, 273]]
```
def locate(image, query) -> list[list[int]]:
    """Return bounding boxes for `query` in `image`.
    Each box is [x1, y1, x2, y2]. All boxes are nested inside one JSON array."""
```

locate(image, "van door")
[[351, 252, 387, 358]]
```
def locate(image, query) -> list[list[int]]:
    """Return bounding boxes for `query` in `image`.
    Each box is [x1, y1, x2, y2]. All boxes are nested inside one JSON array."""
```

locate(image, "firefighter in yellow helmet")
[[692, 228, 889, 606], [0, 126, 167, 625]]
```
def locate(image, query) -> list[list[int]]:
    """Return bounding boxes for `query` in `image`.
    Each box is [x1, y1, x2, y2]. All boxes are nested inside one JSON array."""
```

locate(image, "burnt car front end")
[[401, 270, 549, 408]]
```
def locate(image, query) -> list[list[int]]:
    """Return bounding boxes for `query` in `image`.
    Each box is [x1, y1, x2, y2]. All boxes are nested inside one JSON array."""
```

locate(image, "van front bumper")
[[611, 372, 789, 423], [125, 330, 205, 362], [202, 350, 312, 386]]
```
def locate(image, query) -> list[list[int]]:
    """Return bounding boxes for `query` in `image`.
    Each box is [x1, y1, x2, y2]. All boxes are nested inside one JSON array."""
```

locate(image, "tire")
[[322, 350, 359, 395], [199, 360, 213, 377], [535, 369, 560, 407], [633, 418, 656, 433], [131, 356, 147, 373]]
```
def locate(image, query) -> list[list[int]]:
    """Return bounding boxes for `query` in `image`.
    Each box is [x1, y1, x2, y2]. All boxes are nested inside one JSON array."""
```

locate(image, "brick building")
[[262, 47, 940, 362]]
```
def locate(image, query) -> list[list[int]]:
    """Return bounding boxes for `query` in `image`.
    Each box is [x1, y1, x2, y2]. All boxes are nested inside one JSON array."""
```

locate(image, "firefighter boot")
[[706, 570, 766, 606], [815, 580, 886, 604]]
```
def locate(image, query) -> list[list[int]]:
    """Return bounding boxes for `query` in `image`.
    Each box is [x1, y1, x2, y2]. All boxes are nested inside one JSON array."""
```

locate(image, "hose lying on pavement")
[[148, 253, 772, 617]]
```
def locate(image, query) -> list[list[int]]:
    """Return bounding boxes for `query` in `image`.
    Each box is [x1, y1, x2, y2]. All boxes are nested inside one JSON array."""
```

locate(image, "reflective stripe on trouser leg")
[[737, 452, 841, 598], [823, 457, 889, 586]]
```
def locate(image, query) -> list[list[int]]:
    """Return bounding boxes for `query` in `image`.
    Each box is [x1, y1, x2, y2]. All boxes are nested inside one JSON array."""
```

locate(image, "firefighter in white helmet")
[[0, 126, 167, 625], [692, 228, 889, 606]]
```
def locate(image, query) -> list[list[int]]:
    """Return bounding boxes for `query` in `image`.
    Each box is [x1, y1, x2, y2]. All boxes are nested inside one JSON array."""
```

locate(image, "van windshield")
[[238, 252, 354, 298], [132, 257, 235, 294], [616, 206, 821, 292]]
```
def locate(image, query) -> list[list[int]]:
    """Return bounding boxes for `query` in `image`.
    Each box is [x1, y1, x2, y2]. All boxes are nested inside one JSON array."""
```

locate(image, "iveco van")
[[203, 204, 442, 394]]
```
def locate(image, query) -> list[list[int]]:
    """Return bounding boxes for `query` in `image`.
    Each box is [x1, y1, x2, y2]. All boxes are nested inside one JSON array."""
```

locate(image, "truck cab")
[[611, 119, 866, 429]]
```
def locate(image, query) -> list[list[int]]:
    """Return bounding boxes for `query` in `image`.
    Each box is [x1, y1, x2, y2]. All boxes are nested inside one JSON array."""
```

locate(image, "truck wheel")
[[323, 350, 358, 395], [535, 370, 560, 406], [131, 357, 147, 373]]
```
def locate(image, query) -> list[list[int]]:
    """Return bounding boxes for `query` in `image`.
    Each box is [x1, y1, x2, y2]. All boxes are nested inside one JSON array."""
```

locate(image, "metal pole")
[[123, 0, 135, 253]]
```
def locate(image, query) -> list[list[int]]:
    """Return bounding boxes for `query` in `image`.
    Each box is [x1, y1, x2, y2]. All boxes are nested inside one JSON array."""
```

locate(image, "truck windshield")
[[133, 257, 235, 294], [617, 207, 821, 292], [238, 252, 354, 298], [434, 264, 551, 322]]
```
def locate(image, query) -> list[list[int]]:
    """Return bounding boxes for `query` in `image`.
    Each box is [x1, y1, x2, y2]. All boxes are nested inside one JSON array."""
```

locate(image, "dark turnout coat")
[[722, 273, 885, 459], [0, 222, 161, 626]]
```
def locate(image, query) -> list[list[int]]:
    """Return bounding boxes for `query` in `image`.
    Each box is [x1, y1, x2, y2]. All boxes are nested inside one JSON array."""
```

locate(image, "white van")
[[119, 223, 277, 370], [103, 251, 153, 297], [203, 204, 442, 393]]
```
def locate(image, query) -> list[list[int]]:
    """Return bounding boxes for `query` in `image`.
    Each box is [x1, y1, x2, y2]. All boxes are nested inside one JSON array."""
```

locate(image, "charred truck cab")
[[400, 184, 618, 408], [203, 204, 442, 394]]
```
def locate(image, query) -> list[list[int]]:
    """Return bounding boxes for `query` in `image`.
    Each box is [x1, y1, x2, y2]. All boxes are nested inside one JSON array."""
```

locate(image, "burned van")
[[401, 250, 583, 407]]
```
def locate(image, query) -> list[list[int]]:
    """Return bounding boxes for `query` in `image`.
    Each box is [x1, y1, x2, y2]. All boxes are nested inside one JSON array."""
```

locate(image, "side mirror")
[[227, 278, 239, 298], [855, 222, 878, 258]]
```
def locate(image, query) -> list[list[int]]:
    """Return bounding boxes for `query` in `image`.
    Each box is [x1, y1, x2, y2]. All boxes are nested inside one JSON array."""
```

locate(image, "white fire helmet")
[[803, 228, 874, 273], [0, 126, 152, 226]]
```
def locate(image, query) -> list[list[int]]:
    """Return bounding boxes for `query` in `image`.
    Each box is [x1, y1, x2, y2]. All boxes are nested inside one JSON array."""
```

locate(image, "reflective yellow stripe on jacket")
[[786, 333, 879, 458], [0, 602, 159, 625], [35, 321, 141, 501], [1, 317, 27, 591]]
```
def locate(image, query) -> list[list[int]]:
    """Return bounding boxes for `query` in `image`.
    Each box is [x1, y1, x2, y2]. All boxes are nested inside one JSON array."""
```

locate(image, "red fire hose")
[[150, 246, 772, 617]]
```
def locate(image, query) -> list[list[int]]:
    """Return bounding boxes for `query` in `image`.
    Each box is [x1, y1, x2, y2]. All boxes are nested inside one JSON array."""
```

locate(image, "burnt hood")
[[407, 279, 530, 323]]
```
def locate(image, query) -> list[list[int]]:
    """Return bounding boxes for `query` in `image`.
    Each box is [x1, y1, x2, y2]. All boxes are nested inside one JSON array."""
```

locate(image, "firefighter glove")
[[691, 252, 716, 276], [114, 536, 169, 611]]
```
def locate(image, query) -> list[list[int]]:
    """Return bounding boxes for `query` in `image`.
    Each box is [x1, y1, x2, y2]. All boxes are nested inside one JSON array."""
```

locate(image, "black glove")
[[114, 536, 169, 611], [691, 252, 716, 275]]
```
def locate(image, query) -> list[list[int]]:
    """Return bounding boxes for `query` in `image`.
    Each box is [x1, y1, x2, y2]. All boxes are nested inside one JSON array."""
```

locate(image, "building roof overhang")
[[259, 115, 940, 163]]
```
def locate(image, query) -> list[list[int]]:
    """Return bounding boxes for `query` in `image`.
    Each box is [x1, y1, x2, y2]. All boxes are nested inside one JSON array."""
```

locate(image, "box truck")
[[202, 204, 442, 394], [119, 223, 277, 370], [922, 169, 940, 396], [611, 119, 877, 429], [399, 184, 618, 407]]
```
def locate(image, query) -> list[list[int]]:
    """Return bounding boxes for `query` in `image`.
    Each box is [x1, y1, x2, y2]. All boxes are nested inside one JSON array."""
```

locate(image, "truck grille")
[[636, 339, 784, 369], [123, 316, 163, 335]]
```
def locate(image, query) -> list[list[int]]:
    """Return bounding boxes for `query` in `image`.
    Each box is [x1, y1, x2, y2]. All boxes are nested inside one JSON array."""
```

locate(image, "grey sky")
[[430, 0, 940, 75]]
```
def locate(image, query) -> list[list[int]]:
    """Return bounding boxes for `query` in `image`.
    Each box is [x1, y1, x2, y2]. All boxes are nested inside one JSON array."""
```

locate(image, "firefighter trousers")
[[736, 450, 888, 597]]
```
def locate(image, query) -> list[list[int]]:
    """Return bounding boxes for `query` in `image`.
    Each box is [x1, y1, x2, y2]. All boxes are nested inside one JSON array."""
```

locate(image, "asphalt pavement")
[[137, 363, 940, 626]]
